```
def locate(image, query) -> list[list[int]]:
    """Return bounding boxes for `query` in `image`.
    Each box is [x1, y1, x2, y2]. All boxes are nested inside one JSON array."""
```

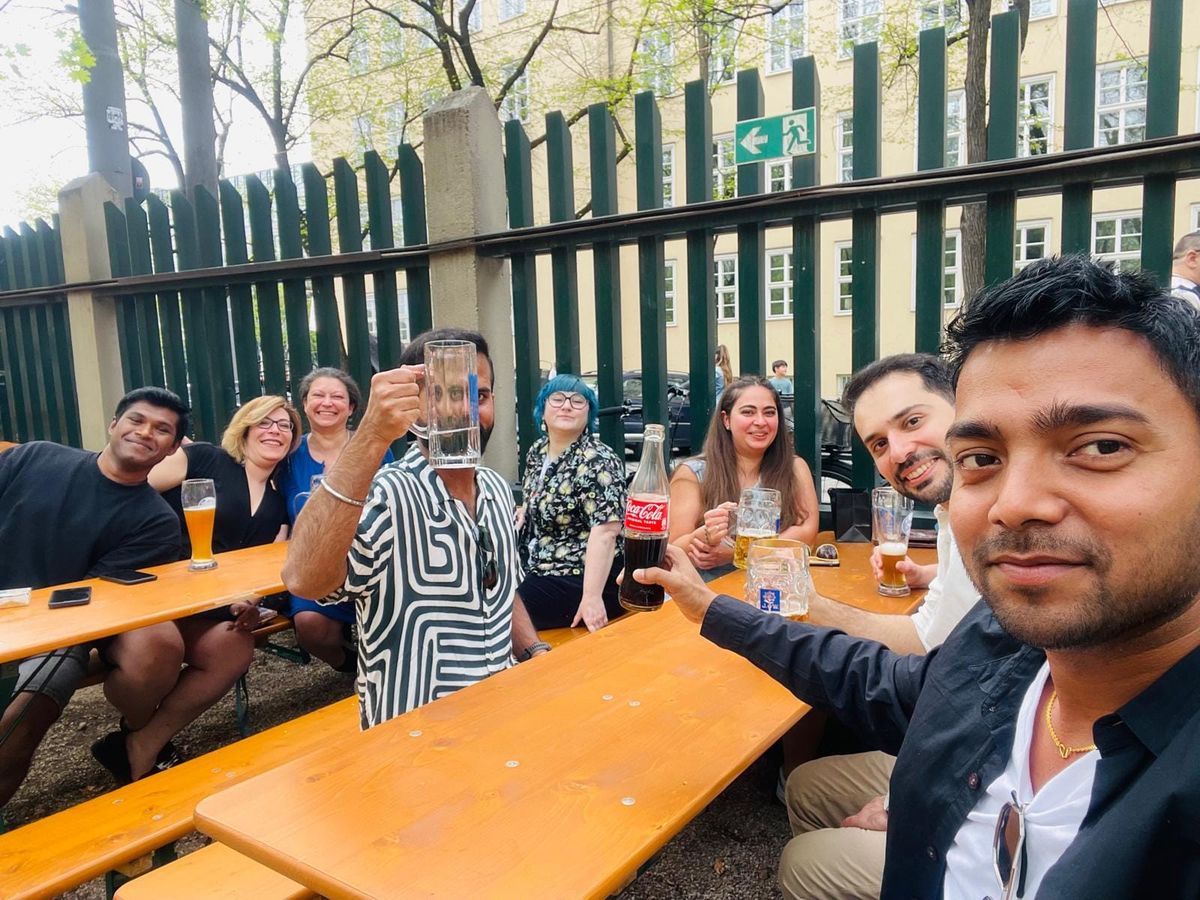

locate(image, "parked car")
[[580, 370, 692, 457]]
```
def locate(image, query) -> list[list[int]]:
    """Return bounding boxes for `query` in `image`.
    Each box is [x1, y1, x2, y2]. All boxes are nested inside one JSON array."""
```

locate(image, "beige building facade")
[[309, 0, 1200, 398]]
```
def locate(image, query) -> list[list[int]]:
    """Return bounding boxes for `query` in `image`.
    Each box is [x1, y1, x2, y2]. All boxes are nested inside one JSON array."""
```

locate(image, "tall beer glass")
[[408, 340, 481, 468], [732, 487, 782, 569], [871, 486, 913, 597], [181, 478, 218, 571]]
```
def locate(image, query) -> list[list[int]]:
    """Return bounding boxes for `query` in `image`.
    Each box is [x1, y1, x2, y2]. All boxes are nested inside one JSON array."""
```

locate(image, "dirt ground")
[[3, 630, 789, 899]]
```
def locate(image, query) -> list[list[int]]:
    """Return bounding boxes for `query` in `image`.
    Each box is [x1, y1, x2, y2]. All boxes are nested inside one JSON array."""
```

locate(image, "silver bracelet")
[[318, 478, 366, 508]]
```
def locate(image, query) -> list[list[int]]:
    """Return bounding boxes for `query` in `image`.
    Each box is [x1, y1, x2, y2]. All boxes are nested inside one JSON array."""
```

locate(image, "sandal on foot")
[[90, 730, 134, 786]]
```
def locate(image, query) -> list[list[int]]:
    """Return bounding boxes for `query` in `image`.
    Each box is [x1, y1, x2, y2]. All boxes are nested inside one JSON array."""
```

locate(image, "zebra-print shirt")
[[323, 445, 521, 729]]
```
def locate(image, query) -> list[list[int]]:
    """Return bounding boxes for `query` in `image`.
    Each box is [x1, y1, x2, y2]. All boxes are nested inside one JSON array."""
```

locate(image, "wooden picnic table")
[[0, 542, 289, 665], [194, 541, 934, 900]]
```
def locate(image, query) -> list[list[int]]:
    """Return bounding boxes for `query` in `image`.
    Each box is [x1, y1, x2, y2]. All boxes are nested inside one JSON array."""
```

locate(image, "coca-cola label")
[[625, 498, 669, 534]]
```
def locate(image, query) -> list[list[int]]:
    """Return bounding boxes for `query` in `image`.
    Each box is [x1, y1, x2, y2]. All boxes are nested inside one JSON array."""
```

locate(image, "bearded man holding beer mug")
[[776, 354, 981, 900]]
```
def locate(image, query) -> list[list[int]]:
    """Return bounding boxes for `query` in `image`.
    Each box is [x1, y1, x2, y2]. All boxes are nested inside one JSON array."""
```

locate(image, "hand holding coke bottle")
[[619, 425, 671, 612]]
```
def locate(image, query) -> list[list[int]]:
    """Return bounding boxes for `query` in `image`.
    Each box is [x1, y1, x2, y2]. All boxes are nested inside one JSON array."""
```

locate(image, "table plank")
[[196, 600, 808, 900], [0, 543, 288, 663]]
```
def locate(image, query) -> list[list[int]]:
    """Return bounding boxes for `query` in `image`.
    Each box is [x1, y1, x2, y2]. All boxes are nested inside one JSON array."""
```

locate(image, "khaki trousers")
[[778, 751, 895, 900]]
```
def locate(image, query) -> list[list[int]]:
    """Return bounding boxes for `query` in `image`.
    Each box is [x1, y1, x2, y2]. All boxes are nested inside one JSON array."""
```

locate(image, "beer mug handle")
[[723, 508, 737, 547], [408, 421, 428, 440]]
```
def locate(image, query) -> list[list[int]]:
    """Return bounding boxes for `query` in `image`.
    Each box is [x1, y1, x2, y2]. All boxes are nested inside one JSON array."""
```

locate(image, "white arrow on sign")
[[739, 126, 768, 157]]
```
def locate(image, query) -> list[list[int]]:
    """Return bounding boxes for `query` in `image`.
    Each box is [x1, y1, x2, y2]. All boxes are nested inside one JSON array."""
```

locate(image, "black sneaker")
[[90, 731, 134, 786]]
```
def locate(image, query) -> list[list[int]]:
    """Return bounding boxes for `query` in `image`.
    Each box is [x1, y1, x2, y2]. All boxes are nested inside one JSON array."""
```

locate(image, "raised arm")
[[147, 444, 189, 492], [283, 366, 422, 599]]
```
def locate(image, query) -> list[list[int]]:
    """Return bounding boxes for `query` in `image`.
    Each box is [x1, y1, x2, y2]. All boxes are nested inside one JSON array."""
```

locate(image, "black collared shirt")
[[701, 595, 1200, 899]]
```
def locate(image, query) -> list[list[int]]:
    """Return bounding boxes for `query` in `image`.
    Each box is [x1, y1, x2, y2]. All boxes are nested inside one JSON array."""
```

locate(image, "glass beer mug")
[[744, 538, 815, 619]]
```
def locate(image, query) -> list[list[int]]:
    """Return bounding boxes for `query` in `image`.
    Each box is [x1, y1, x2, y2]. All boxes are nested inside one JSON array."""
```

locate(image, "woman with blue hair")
[[516, 374, 627, 631]]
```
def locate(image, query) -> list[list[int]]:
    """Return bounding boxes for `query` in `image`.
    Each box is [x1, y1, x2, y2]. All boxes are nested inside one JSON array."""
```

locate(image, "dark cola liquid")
[[619, 534, 668, 611]]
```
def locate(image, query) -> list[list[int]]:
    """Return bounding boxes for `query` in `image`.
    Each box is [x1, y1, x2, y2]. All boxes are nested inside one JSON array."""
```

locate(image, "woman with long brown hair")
[[669, 376, 818, 579]]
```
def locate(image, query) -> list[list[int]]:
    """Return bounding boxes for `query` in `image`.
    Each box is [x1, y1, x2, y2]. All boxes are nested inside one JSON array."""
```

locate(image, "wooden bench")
[[0, 696, 358, 900], [112, 842, 314, 900]]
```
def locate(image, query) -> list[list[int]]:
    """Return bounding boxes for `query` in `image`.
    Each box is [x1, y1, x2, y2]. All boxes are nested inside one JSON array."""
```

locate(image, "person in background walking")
[[715, 344, 734, 396], [769, 360, 794, 396]]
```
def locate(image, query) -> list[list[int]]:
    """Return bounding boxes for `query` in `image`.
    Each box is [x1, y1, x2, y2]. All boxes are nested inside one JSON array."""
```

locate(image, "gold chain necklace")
[[1044, 690, 1097, 759]]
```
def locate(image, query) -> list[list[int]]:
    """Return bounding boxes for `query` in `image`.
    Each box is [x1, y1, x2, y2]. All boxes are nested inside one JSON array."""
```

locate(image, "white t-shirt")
[[1170, 275, 1200, 308], [910, 503, 980, 650], [942, 663, 1099, 899]]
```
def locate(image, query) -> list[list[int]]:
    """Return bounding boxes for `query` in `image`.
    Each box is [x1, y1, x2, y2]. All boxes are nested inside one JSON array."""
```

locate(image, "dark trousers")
[[517, 556, 626, 630]]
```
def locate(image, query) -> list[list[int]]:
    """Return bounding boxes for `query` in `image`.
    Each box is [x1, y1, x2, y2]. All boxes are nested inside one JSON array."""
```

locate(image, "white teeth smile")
[[905, 459, 936, 482]]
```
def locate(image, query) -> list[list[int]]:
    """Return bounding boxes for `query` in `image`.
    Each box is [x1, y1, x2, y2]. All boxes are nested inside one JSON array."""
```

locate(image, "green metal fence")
[[0, 0, 1194, 494], [0, 221, 81, 445]]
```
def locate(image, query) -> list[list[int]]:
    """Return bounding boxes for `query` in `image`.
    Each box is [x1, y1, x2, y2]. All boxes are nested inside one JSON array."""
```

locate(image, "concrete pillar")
[[422, 87, 518, 481], [58, 173, 126, 449]]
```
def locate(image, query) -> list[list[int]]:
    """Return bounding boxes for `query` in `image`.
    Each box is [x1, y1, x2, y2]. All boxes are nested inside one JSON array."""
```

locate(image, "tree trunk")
[[175, 0, 219, 198], [960, 0, 991, 304]]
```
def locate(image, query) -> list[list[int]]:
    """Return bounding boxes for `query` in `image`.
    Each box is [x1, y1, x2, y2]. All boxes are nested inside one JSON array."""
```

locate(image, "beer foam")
[[878, 541, 907, 556]]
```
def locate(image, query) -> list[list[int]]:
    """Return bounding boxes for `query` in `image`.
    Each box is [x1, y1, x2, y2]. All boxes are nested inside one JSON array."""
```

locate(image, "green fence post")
[[274, 168, 314, 401], [589, 102, 625, 456], [243, 176, 288, 398], [984, 9, 1019, 287], [333, 158, 374, 401], [850, 42, 881, 489], [170, 190, 217, 439], [146, 195, 191, 404], [301, 164, 343, 368], [38, 219, 81, 445], [102, 205, 141, 393], [193, 185, 237, 431], [504, 119, 541, 468], [20, 223, 67, 443], [363, 151, 404, 372], [914, 26, 947, 355], [546, 110, 581, 374], [123, 200, 166, 391], [1140, 0, 1183, 282], [1061, 0, 1097, 254], [736, 68, 765, 376], [684, 79, 716, 441], [635, 90, 668, 435], [218, 181, 264, 403], [397, 144, 432, 337], [791, 56, 822, 478]]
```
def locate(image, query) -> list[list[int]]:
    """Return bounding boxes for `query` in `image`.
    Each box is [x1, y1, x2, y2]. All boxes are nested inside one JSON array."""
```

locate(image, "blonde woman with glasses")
[[150, 395, 301, 555]]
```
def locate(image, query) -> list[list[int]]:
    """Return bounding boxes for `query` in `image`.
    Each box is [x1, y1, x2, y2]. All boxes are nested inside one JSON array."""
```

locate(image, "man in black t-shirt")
[[0, 388, 191, 809]]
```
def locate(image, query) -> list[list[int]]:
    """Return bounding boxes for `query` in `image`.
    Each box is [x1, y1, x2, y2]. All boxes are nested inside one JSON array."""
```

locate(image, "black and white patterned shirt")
[[323, 445, 521, 729]]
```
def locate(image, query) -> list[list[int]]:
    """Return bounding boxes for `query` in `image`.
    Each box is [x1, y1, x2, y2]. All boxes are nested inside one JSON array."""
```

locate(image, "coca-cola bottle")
[[619, 424, 670, 612]]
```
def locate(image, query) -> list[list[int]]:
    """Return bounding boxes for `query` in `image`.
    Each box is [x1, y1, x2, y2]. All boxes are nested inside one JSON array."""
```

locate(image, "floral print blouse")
[[519, 434, 627, 576]]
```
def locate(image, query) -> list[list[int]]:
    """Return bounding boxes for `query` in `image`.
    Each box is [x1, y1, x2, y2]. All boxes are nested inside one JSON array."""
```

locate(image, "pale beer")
[[734, 529, 775, 569], [878, 540, 909, 596], [184, 502, 217, 570]]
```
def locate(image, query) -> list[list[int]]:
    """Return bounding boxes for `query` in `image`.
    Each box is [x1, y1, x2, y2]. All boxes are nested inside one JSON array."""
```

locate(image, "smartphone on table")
[[48, 587, 93, 608], [98, 570, 158, 586]]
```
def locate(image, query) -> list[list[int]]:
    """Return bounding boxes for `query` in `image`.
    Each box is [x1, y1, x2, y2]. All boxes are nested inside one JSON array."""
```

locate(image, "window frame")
[[498, 0, 525, 22], [766, 249, 794, 319], [664, 259, 678, 326], [836, 112, 854, 183], [639, 29, 677, 98], [1029, 0, 1057, 20], [1095, 58, 1148, 147], [712, 134, 737, 200], [838, 0, 883, 60], [834, 241, 853, 316], [766, 1, 807, 76], [714, 254, 739, 323], [1018, 74, 1055, 157], [662, 143, 676, 209], [500, 65, 531, 125], [1091, 212, 1143, 272], [1014, 220, 1052, 272]]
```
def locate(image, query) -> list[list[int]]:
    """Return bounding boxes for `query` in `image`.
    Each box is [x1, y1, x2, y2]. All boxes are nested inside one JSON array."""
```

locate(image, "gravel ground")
[[4, 631, 788, 899]]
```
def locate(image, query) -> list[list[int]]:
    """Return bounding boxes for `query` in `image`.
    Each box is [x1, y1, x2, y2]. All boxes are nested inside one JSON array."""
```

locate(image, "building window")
[[348, 33, 370, 74], [708, 27, 736, 89], [945, 90, 964, 166], [383, 102, 406, 151], [714, 255, 738, 321], [768, 161, 792, 193], [766, 250, 793, 318], [638, 30, 676, 98], [834, 241, 853, 314], [353, 115, 373, 155], [1096, 59, 1147, 146], [664, 259, 678, 326], [1029, 0, 1056, 19], [838, 0, 882, 59], [1014, 221, 1050, 272], [662, 144, 675, 208], [499, 0, 524, 21], [391, 195, 404, 245], [835, 373, 852, 395], [712, 134, 736, 200], [919, 0, 963, 33], [1191, 203, 1200, 231], [1092, 214, 1142, 272], [836, 112, 854, 183], [1018, 76, 1053, 157], [380, 20, 404, 66], [468, 0, 482, 32], [941, 230, 961, 307], [766, 1, 806, 75], [500, 65, 530, 125], [397, 289, 412, 343]]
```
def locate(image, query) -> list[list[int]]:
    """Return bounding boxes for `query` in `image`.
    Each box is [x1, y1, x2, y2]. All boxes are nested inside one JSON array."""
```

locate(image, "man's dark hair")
[[399, 327, 492, 375], [113, 386, 190, 440], [841, 353, 954, 417], [943, 255, 1200, 417]]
